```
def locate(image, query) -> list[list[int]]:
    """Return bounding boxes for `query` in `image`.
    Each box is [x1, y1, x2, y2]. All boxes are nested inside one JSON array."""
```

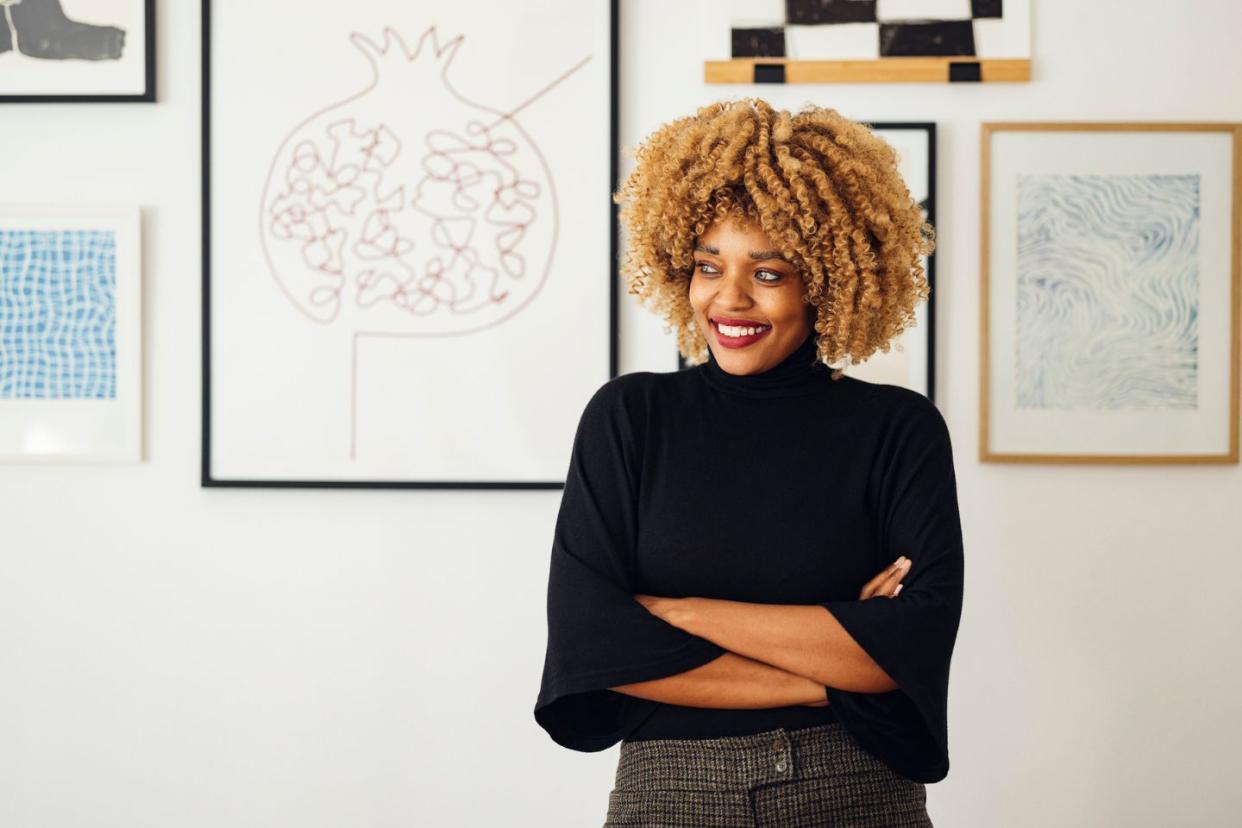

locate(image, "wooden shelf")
[[704, 57, 1030, 84]]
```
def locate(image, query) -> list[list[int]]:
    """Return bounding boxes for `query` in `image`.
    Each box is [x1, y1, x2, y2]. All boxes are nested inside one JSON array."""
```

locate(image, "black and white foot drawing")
[[0, 0, 125, 61]]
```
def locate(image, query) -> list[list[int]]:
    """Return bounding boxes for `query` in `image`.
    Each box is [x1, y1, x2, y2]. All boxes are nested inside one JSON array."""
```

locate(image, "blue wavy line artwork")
[[0, 228, 118, 399], [1015, 173, 1200, 410]]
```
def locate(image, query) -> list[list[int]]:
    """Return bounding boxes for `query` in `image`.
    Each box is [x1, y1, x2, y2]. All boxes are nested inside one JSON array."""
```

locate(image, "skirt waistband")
[[614, 722, 883, 792]]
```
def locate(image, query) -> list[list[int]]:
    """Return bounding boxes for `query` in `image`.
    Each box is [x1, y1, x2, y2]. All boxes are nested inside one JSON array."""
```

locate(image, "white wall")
[[1, 1, 1240, 825]]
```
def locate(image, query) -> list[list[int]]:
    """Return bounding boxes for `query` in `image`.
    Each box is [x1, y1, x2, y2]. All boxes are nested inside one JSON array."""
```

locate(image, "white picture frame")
[[0, 205, 143, 462]]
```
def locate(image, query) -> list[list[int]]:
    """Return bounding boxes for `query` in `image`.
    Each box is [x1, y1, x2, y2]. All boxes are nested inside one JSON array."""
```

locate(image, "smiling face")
[[689, 214, 815, 375]]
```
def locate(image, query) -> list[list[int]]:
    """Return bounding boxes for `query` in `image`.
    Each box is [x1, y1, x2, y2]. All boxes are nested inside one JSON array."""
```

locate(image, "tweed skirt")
[[603, 722, 932, 827]]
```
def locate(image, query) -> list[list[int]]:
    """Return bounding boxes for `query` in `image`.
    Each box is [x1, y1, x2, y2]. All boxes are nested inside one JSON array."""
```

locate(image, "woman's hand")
[[634, 594, 691, 628], [859, 556, 911, 600], [634, 594, 708, 638]]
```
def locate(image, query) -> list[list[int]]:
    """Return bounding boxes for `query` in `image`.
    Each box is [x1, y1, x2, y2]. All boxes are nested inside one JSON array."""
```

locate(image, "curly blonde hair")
[[613, 98, 935, 380]]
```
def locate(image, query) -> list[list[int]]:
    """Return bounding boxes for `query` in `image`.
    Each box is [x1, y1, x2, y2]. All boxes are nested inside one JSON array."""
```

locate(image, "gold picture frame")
[[980, 122, 1241, 464]]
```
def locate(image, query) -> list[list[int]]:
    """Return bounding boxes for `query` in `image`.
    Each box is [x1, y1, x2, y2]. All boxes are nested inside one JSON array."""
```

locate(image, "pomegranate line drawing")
[[258, 24, 592, 461]]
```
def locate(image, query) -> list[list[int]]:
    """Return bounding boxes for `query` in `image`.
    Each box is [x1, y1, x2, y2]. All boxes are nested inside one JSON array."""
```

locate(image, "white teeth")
[[718, 322, 770, 337]]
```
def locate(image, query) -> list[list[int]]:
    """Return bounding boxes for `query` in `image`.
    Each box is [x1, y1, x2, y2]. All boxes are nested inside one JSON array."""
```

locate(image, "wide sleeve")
[[817, 390, 965, 783], [533, 377, 727, 752]]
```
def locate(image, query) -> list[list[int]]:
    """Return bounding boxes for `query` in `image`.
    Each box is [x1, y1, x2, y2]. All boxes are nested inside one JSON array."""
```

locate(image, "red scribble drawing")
[[256, 24, 591, 461]]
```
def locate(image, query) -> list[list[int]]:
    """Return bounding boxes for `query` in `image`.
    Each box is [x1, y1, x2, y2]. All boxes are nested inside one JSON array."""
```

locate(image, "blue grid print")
[[0, 228, 118, 399]]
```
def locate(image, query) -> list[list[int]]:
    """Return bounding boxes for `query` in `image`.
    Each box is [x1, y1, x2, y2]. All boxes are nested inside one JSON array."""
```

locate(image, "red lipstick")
[[711, 318, 773, 349]]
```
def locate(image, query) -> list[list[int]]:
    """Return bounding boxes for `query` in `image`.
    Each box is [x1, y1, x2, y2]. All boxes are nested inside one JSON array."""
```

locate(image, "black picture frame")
[[0, 0, 156, 103], [201, 0, 620, 489], [676, 121, 937, 404]]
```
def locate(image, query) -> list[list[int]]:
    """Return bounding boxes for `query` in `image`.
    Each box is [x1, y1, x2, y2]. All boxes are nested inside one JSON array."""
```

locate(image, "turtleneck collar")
[[701, 330, 828, 398]]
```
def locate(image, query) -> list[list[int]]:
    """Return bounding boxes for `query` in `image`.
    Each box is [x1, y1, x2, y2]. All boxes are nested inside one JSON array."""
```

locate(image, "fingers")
[[859, 556, 912, 599], [860, 556, 906, 598], [876, 558, 908, 598]]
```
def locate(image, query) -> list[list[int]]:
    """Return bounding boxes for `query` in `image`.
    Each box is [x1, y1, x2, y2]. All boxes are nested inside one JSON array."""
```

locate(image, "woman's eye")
[[693, 262, 782, 283]]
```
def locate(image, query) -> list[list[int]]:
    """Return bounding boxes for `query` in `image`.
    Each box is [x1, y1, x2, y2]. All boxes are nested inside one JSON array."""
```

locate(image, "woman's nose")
[[716, 271, 752, 303]]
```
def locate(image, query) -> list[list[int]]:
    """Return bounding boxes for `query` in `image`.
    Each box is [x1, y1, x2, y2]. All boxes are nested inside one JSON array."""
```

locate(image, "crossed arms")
[[608, 556, 912, 709]]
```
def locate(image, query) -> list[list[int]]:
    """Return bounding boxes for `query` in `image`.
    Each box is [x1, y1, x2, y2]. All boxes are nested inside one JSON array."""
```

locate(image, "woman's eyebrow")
[[694, 243, 789, 262]]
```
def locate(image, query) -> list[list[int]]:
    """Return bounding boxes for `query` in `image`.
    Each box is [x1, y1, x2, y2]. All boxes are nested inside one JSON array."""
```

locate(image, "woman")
[[534, 98, 963, 827]]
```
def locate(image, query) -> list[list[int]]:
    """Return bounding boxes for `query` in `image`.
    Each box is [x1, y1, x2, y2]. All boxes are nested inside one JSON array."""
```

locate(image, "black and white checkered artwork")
[[715, 0, 1029, 61]]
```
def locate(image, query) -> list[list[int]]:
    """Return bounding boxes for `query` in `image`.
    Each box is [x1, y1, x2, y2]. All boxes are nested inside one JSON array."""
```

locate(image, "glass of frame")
[[981, 122, 1241, 464], [0, 205, 143, 462], [0, 0, 155, 103], [202, 0, 618, 488]]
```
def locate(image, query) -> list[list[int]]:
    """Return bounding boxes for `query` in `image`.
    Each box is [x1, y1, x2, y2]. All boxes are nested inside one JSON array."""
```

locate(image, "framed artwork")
[[981, 122, 1241, 464], [0, 205, 143, 462], [701, 0, 1029, 84], [0, 0, 156, 102], [203, 0, 618, 488], [678, 122, 938, 403]]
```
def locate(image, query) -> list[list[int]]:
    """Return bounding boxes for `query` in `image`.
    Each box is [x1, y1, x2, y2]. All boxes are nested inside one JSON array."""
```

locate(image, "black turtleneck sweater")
[[533, 332, 965, 783]]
